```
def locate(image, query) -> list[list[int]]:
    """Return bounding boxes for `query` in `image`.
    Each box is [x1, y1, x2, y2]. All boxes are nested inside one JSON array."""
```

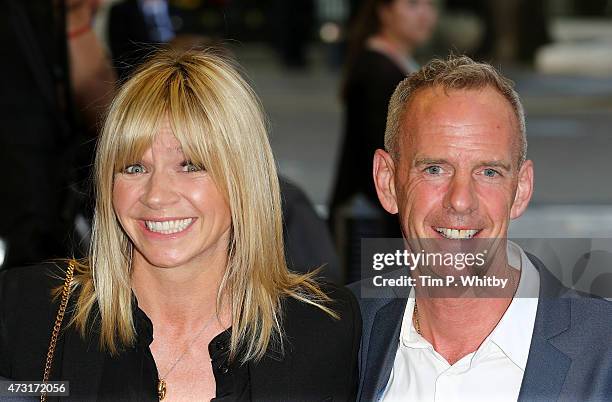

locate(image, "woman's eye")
[[181, 162, 203, 172], [424, 166, 442, 175], [124, 164, 146, 174], [483, 168, 499, 178]]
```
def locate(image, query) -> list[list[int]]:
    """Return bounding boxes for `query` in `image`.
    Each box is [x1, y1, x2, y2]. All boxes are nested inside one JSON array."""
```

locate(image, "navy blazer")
[[349, 253, 612, 402]]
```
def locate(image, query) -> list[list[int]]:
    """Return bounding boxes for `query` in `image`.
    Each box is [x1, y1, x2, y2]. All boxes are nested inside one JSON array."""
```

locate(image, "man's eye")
[[181, 162, 203, 172], [483, 168, 499, 177], [124, 164, 146, 174], [424, 166, 442, 175]]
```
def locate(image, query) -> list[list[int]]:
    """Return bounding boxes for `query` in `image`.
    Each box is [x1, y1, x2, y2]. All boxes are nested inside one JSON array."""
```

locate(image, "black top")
[[330, 49, 406, 216], [0, 264, 360, 401]]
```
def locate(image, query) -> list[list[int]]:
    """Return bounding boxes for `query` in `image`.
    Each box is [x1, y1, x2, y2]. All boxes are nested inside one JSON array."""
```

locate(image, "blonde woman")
[[0, 49, 360, 401]]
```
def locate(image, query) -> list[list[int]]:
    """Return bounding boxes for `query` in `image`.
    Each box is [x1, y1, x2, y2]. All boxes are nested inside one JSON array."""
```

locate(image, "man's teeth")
[[145, 218, 193, 234], [435, 227, 479, 239]]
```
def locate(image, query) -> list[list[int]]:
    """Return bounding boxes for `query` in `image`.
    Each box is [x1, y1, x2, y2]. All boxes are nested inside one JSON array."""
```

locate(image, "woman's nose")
[[140, 170, 180, 209]]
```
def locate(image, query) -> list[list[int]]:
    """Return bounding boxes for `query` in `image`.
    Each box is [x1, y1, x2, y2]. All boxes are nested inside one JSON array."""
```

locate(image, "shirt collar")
[[398, 241, 541, 370], [399, 288, 429, 348], [488, 241, 540, 370]]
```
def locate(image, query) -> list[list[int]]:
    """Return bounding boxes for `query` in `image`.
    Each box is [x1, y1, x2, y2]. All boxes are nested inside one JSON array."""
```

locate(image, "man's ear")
[[373, 149, 399, 214], [510, 159, 534, 219]]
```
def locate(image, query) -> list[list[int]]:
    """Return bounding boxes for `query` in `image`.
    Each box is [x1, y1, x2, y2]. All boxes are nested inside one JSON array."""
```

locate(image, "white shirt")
[[380, 242, 540, 402]]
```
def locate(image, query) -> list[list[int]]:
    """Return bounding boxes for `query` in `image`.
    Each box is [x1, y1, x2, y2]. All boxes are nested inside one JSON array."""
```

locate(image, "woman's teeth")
[[145, 218, 193, 234], [435, 227, 479, 239]]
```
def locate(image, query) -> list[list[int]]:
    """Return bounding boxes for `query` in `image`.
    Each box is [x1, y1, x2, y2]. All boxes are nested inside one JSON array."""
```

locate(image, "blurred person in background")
[[0, 49, 359, 401], [330, 0, 437, 229], [0, 0, 115, 269], [329, 0, 437, 276], [108, 0, 176, 82], [270, 0, 316, 69], [445, 0, 550, 63]]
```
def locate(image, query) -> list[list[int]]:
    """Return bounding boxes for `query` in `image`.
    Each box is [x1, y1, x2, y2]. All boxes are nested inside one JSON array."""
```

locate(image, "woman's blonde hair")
[[70, 48, 334, 362]]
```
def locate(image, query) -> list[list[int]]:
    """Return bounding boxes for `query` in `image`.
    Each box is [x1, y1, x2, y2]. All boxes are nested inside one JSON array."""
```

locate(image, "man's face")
[[374, 86, 533, 244]]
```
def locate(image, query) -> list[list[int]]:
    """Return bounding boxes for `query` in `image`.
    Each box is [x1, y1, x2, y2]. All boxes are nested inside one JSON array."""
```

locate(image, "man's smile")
[[433, 227, 481, 239]]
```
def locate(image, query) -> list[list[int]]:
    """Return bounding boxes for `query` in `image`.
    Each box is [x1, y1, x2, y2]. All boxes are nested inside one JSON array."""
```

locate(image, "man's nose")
[[141, 170, 180, 209], [443, 173, 478, 214]]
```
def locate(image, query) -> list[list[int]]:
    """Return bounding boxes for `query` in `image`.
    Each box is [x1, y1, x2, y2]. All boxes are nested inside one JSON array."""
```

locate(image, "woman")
[[0, 49, 360, 401], [329, 0, 437, 238]]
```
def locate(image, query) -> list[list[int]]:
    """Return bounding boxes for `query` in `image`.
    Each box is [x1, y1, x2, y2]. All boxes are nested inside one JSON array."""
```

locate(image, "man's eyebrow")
[[413, 158, 512, 171], [480, 160, 512, 171], [413, 158, 449, 166]]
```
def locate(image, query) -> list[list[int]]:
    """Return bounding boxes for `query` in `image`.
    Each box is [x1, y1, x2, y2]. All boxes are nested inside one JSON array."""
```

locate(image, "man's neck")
[[415, 294, 514, 365]]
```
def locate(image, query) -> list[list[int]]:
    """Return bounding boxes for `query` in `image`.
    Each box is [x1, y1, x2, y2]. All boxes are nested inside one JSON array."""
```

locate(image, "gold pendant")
[[158, 378, 167, 400]]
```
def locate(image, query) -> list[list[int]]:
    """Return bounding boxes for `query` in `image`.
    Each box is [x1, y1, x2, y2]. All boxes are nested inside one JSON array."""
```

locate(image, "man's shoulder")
[[527, 252, 612, 352], [348, 270, 410, 322], [567, 291, 612, 330]]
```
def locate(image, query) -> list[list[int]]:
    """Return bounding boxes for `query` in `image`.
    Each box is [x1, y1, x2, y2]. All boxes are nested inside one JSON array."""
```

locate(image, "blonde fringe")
[[64, 49, 337, 362]]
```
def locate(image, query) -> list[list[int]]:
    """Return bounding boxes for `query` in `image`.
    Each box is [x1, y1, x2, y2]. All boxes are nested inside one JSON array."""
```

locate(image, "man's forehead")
[[397, 85, 521, 166], [403, 86, 517, 131], [406, 85, 513, 117]]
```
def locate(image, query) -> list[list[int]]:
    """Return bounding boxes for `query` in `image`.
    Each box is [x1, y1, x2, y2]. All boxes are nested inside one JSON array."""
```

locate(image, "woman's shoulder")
[[0, 263, 67, 305], [0, 263, 71, 379], [281, 282, 361, 349], [262, 283, 360, 399], [0, 263, 66, 300], [352, 48, 404, 77], [284, 282, 358, 319]]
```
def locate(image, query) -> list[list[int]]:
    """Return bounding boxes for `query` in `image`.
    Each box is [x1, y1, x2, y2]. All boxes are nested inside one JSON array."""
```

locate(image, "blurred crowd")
[[1, 0, 608, 283]]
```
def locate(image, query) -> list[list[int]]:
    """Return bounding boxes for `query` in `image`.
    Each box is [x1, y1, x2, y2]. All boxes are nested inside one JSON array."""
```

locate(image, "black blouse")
[[0, 264, 361, 401], [96, 300, 250, 401]]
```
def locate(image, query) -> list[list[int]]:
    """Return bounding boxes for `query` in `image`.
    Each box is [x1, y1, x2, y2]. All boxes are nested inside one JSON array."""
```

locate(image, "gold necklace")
[[157, 313, 216, 400], [411, 269, 520, 339], [413, 301, 421, 335]]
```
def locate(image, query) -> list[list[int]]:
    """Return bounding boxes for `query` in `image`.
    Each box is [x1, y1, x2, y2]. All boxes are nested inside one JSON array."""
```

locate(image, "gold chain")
[[157, 312, 217, 400], [413, 301, 421, 335], [41, 260, 75, 402]]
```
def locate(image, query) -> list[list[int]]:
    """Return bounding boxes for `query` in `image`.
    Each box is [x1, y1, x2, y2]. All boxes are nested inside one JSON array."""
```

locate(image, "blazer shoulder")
[[348, 273, 407, 320], [570, 294, 612, 332]]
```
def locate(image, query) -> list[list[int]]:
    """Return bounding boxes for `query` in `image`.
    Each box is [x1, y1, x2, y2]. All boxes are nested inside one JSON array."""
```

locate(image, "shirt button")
[[220, 366, 229, 374]]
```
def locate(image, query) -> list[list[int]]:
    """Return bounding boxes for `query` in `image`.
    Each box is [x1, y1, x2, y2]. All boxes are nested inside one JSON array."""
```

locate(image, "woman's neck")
[[131, 252, 228, 328], [370, 30, 413, 58]]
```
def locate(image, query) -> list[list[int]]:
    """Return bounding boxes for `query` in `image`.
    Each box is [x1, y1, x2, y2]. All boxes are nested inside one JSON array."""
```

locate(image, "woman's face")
[[380, 0, 438, 48], [112, 120, 232, 270]]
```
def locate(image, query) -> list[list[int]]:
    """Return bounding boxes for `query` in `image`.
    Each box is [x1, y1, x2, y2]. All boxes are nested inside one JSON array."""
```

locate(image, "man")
[[350, 55, 612, 401]]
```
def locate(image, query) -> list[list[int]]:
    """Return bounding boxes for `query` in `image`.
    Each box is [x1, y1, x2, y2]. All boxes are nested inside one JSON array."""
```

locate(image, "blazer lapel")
[[519, 256, 572, 402], [360, 298, 406, 402]]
